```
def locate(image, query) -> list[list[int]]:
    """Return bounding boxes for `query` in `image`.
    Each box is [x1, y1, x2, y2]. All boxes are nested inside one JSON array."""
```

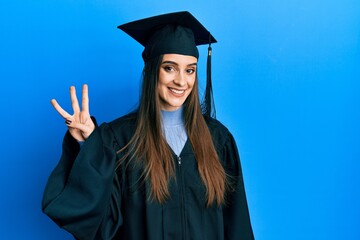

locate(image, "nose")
[[173, 72, 186, 87]]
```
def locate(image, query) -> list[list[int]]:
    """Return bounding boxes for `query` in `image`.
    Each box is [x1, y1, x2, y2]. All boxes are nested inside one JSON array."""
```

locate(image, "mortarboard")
[[118, 11, 216, 118]]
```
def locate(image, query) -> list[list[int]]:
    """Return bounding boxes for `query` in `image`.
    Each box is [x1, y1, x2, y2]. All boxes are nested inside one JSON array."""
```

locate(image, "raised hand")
[[51, 84, 95, 142]]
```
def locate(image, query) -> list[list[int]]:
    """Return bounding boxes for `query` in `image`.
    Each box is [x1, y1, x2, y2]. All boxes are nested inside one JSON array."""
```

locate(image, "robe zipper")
[[177, 156, 187, 239]]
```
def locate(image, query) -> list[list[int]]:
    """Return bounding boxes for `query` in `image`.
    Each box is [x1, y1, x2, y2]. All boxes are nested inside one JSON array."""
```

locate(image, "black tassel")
[[202, 34, 216, 119]]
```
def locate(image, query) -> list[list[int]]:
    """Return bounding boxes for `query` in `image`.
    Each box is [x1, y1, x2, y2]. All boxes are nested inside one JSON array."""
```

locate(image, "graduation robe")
[[42, 113, 254, 240]]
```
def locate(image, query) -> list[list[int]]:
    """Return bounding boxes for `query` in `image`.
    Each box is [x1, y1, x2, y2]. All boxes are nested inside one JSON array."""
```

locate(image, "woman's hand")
[[51, 84, 95, 142]]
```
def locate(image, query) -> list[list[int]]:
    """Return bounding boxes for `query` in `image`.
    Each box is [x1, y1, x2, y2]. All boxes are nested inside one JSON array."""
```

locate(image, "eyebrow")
[[161, 60, 197, 67]]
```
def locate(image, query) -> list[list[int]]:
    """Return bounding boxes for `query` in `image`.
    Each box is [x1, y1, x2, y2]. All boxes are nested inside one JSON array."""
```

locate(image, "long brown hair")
[[117, 55, 226, 206]]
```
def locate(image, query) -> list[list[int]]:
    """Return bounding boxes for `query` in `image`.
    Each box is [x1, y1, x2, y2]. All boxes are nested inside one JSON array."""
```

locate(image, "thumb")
[[68, 122, 95, 140]]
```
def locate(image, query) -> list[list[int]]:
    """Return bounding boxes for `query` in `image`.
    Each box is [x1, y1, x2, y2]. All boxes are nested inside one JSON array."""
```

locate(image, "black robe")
[[42, 113, 254, 240]]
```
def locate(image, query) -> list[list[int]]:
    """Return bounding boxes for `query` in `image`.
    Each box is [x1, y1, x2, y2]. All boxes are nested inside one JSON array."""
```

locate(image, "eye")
[[186, 68, 196, 74], [163, 66, 175, 72]]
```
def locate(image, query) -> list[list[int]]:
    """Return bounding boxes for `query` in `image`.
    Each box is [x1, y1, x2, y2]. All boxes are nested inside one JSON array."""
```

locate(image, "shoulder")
[[204, 116, 231, 138], [204, 117, 242, 171], [98, 112, 137, 146], [107, 112, 137, 131], [204, 116, 233, 148]]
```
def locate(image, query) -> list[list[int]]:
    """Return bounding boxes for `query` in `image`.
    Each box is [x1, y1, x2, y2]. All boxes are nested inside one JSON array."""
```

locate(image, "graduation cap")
[[118, 11, 216, 118]]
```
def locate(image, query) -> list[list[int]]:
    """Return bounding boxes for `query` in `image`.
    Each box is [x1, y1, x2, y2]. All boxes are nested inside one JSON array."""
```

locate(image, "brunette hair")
[[117, 55, 226, 206]]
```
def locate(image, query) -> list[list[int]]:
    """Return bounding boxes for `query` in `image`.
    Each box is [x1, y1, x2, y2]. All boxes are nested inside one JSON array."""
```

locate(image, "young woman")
[[42, 11, 254, 240]]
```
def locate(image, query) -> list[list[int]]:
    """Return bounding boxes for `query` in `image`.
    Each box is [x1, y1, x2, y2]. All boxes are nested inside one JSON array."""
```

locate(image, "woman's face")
[[158, 54, 197, 111]]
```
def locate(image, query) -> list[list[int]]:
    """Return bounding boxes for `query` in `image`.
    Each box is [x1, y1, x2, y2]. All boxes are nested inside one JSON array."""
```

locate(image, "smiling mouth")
[[169, 87, 186, 95]]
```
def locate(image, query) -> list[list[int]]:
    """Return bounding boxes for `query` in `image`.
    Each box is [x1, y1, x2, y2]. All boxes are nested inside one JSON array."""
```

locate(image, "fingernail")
[[65, 120, 72, 125]]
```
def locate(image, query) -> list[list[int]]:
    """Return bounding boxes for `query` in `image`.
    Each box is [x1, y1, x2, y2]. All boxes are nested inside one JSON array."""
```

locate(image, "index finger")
[[50, 99, 72, 119], [70, 86, 81, 114], [82, 84, 89, 113]]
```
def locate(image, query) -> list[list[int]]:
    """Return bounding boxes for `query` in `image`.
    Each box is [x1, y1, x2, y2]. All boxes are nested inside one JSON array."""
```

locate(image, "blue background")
[[1, 0, 359, 239]]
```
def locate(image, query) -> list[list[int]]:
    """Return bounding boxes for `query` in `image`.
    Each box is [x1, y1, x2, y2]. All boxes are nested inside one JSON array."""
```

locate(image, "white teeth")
[[170, 88, 185, 94]]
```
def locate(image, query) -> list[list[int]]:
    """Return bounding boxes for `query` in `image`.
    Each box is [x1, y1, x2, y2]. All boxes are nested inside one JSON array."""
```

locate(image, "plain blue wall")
[[1, 0, 359, 239]]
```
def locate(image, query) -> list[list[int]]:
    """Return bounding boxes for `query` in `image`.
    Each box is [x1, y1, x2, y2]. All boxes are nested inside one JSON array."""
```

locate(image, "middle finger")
[[70, 86, 81, 114]]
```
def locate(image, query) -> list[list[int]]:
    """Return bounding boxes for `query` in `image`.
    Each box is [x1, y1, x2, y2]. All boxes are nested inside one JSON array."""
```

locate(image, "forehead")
[[162, 54, 198, 65]]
